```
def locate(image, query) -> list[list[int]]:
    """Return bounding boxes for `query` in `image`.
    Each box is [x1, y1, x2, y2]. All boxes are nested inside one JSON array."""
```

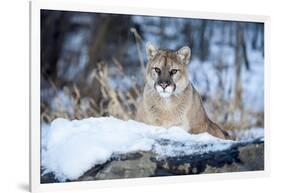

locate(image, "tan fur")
[[136, 43, 231, 140]]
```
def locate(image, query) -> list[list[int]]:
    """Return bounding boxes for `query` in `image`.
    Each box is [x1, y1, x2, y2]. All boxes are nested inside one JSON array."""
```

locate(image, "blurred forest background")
[[41, 10, 264, 131]]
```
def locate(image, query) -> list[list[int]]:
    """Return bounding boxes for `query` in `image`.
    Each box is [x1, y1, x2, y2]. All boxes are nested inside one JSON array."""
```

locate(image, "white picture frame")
[[30, 0, 271, 192]]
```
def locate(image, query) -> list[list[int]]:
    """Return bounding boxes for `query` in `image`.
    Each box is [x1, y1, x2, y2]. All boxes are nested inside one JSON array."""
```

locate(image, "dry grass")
[[41, 61, 141, 124]]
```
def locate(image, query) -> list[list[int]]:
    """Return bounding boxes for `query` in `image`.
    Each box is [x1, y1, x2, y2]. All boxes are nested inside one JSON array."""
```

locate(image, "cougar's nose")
[[158, 80, 171, 89]]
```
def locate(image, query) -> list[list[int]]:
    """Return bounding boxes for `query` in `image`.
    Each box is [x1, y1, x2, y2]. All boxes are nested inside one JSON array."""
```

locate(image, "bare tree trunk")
[[199, 20, 208, 61], [183, 21, 193, 50], [84, 16, 112, 78], [241, 25, 250, 70], [159, 18, 165, 47], [41, 11, 71, 83], [234, 23, 243, 111]]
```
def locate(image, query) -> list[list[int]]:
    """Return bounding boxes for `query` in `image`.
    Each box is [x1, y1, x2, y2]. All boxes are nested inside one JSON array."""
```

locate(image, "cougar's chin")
[[159, 92, 172, 98], [155, 85, 174, 98]]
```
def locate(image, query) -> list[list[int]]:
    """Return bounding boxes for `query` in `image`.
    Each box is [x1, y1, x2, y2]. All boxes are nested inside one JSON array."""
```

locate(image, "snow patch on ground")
[[41, 117, 264, 182]]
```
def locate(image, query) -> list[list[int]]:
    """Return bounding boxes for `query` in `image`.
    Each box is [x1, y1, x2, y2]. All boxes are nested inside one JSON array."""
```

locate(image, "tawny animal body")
[[136, 43, 230, 140]]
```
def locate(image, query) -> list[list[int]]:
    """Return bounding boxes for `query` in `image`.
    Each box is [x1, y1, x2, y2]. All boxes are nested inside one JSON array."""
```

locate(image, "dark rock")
[[41, 140, 264, 183], [238, 143, 264, 170], [40, 168, 58, 184], [90, 152, 157, 180]]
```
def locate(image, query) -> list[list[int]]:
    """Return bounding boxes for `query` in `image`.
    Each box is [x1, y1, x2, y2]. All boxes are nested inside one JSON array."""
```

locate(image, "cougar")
[[136, 43, 231, 140]]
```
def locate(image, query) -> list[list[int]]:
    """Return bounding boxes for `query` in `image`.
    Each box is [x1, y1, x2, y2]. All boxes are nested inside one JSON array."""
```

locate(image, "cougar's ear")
[[146, 42, 158, 60], [177, 46, 191, 64]]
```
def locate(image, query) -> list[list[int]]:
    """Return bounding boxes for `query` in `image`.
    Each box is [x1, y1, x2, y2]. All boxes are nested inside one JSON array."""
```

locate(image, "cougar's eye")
[[154, 67, 161, 74], [170, 69, 178, 76]]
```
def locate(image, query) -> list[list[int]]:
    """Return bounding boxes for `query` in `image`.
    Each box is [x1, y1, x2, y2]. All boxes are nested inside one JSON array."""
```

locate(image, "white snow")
[[41, 117, 264, 182], [50, 90, 75, 116], [231, 127, 264, 142]]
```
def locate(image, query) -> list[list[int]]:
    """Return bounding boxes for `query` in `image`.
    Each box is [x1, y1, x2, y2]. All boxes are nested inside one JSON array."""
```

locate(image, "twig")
[[130, 27, 146, 78]]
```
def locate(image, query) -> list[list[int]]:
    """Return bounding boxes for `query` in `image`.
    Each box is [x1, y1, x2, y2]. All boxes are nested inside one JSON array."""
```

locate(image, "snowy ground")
[[41, 117, 264, 182]]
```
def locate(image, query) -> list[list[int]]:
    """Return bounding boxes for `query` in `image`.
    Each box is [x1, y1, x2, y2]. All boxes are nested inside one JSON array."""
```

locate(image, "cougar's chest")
[[149, 102, 184, 128]]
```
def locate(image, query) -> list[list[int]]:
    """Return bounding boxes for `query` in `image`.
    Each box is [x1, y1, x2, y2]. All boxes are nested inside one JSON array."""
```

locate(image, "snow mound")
[[41, 117, 263, 182]]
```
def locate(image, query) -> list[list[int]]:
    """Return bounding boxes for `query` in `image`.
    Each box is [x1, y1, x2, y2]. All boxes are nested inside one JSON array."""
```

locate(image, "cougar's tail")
[[208, 119, 233, 140]]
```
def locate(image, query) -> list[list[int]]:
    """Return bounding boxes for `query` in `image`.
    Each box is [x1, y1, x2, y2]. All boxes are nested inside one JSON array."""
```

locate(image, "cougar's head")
[[145, 42, 191, 98]]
